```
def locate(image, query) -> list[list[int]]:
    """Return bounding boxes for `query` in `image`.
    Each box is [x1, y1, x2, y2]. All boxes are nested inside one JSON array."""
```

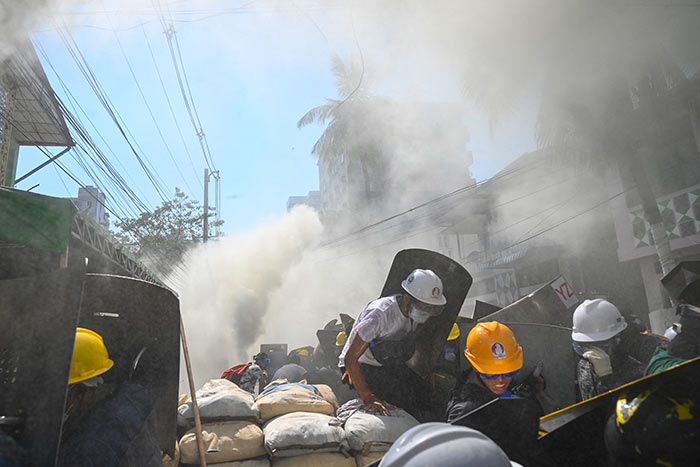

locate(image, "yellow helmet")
[[447, 323, 461, 341], [69, 328, 114, 384], [464, 322, 523, 375], [335, 331, 348, 347]]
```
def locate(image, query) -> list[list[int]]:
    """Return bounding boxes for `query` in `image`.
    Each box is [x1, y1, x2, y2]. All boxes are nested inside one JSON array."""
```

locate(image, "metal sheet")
[[77, 274, 180, 456], [379, 248, 473, 378], [0, 267, 84, 467], [538, 356, 700, 467]]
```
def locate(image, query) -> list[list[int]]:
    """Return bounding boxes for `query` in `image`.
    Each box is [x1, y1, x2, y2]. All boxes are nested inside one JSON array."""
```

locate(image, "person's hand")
[[583, 346, 613, 377], [363, 397, 391, 416]]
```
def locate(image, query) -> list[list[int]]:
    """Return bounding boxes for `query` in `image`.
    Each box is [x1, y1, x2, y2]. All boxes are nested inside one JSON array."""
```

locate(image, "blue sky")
[[15, 1, 535, 235]]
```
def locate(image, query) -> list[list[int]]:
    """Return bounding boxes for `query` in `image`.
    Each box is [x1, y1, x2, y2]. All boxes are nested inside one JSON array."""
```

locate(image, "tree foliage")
[[114, 188, 222, 273]]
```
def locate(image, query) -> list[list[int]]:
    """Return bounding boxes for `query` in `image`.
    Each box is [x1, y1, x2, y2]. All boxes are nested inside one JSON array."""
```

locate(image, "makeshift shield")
[[539, 356, 700, 466], [77, 273, 180, 456], [0, 267, 84, 466]]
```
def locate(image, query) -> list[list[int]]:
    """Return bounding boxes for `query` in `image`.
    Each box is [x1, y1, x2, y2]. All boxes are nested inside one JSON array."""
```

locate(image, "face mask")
[[409, 306, 433, 324]]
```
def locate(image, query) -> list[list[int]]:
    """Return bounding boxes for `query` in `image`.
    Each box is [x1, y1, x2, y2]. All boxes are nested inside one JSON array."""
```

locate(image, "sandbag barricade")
[[343, 408, 419, 453], [263, 412, 348, 458], [355, 452, 385, 467], [315, 384, 340, 411], [180, 421, 266, 464], [206, 458, 271, 467], [178, 379, 259, 422], [271, 452, 356, 467], [256, 382, 334, 421]]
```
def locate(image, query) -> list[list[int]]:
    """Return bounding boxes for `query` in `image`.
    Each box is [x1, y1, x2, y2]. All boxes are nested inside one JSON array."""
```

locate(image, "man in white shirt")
[[339, 269, 447, 418]]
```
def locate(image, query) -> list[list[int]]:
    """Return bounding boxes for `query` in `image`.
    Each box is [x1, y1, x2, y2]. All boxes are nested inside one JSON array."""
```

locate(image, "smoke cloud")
[[177, 205, 323, 387]]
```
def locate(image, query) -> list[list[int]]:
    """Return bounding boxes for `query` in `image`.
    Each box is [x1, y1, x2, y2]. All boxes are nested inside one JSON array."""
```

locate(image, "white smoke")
[[177, 205, 323, 388]]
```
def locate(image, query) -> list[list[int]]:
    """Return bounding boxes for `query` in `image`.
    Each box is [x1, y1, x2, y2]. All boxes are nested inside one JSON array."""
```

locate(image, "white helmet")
[[401, 269, 447, 306], [571, 299, 627, 342]]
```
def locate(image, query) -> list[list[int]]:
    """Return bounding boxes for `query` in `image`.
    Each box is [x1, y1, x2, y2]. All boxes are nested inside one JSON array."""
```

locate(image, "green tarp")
[[0, 188, 77, 253]]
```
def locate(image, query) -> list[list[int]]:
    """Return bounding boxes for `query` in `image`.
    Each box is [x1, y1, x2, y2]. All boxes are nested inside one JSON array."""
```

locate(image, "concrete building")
[[286, 190, 320, 212], [71, 186, 109, 226]]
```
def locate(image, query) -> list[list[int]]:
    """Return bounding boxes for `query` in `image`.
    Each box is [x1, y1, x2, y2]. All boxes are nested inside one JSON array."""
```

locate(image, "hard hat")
[[335, 331, 347, 347], [464, 322, 523, 375], [604, 387, 700, 465], [297, 349, 309, 357], [447, 323, 460, 341], [379, 423, 513, 467], [69, 328, 114, 385], [571, 299, 627, 342], [401, 269, 447, 306]]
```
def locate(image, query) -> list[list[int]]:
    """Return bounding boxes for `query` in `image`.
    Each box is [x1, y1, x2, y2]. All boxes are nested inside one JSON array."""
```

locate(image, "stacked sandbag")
[[204, 458, 270, 467], [355, 452, 384, 467], [180, 421, 266, 464], [255, 382, 334, 421], [178, 379, 259, 423], [271, 452, 355, 467], [344, 408, 419, 456], [263, 412, 348, 458]]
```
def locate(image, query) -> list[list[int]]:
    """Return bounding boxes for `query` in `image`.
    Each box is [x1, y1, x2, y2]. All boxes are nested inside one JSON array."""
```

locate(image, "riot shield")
[[451, 397, 543, 466], [0, 267, 84, 466], [379, 249, 472, 378], [478, 276, 579, 411], [539, 356, 700, 466], [77, 273, 180, 456]]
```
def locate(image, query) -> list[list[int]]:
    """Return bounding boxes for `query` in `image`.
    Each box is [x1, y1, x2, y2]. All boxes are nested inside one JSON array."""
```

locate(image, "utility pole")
[[203, 168, 209, 243]]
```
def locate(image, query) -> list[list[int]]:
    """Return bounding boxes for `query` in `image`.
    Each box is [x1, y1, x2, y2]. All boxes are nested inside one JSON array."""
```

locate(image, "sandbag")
[[180, 421, 265, 464], [315, 384, 339, 411], [263, 412, 347, 458], [355, 452, 385, 467], [178, 379, 259, 421], [344, 408, 419, 453], [271, 452, 356, 467], [256, 382, 334, 421], [211, 458, 271, 467]]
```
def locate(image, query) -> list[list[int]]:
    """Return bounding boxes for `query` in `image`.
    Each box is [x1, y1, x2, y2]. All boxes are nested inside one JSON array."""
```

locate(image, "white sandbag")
[[355, 452, 385, 467], [178, 379, 259, 421], [263, 412, 347, 458], [256, 382, 334, 421], [314, 384, 339, 411], [180, 421, 266, 464], [271, 452, 356, 467], [344, 408, 419, 453], [210, 458, 271, 467]]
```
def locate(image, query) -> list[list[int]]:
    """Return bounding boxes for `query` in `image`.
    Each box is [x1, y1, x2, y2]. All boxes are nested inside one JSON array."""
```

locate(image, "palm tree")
[[297, 55, 382, 198]]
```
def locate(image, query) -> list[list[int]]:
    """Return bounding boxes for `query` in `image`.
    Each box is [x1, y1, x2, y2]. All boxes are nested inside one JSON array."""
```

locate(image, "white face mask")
[[409, 306, 433, 324]]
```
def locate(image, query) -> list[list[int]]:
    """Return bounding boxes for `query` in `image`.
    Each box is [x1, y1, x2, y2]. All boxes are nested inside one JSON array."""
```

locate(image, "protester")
[[221, 352, 270, 393], [571, 299, 643, 401], [339, 269, 446, 419], [59, 328, 161, 467]]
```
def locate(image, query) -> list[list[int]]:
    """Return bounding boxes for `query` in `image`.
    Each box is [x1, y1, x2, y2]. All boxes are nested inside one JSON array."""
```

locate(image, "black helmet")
[[604, 386, 700, 466]]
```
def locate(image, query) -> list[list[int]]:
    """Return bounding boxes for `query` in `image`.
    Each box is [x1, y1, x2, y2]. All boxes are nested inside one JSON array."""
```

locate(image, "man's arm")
[[345, 334, 390, 415]]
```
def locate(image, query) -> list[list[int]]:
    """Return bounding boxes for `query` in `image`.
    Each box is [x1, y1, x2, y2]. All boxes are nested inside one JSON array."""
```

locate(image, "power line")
[[108, 20, 198, 195], [141, 24, 203, 189]]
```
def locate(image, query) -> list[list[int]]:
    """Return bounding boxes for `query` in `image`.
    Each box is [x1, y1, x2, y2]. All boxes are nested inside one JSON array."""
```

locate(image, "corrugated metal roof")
[[2, 39, 72, 147]]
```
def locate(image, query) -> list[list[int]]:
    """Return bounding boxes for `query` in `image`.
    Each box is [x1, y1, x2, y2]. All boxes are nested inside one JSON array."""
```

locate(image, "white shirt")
[[338, 295, 413, 368]]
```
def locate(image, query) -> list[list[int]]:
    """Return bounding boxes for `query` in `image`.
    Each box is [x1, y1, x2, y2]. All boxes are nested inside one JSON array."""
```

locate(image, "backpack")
[[221, 363, 250, 385]]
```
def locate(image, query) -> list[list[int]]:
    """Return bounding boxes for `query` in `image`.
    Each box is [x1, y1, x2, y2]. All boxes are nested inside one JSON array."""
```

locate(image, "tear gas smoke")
[[176, 205, 322, 388]]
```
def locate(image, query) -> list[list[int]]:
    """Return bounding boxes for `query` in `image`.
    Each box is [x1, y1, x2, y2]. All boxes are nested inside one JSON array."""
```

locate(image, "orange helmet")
[[464, 322, 523, 374]]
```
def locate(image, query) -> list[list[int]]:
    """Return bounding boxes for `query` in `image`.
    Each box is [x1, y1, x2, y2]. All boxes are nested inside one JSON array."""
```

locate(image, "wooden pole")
[[180, 316, 207, 467]]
